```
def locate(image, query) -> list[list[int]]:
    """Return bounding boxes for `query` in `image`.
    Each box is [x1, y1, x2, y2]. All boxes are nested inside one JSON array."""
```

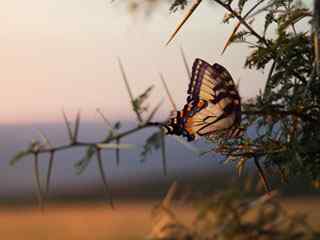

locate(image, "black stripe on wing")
[[196, 102, 236, 136], [187, 58, 214, 102], [187, 59, 239, 104]]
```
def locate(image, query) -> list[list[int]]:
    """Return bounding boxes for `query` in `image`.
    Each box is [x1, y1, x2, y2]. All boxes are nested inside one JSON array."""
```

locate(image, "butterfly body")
[[164, 58, 242, 141]]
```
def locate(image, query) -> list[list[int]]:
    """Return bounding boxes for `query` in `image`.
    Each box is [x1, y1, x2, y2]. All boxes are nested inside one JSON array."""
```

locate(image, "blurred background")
[[0, 0, 318, 239]]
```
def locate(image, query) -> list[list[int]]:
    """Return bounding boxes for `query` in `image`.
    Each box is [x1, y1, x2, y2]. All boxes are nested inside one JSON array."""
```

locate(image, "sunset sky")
[[1, 0, 310, 124]]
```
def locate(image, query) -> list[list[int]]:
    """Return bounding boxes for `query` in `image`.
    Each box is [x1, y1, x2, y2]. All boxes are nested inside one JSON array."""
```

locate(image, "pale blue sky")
[[2, 0, 309, 124]]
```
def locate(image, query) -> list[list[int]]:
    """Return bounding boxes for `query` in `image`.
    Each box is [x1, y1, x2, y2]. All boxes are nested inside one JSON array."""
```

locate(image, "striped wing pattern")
[[165, 58, 242, 141]]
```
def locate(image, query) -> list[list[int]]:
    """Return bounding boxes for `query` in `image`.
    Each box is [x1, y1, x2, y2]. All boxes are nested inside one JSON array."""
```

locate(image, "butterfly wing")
[[164, 58, 242, 141], [184, 59, 241, 138]]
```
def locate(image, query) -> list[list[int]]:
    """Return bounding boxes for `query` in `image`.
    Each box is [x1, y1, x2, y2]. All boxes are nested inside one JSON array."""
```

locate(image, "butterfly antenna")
[[166, 0, 203, 46], [180, 46, 191, 79], [159, 73, 177, 112]]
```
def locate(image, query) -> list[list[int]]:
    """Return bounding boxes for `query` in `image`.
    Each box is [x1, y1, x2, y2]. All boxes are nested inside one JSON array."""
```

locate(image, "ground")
[[0, 197, 319, 240]]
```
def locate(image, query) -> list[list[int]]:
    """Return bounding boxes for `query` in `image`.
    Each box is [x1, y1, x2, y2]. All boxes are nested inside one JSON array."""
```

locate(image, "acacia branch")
[[29, 121, 163, 155]]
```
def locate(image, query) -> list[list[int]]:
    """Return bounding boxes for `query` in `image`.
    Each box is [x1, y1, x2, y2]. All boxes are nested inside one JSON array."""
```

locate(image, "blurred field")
[[0, 198, 319, 240]]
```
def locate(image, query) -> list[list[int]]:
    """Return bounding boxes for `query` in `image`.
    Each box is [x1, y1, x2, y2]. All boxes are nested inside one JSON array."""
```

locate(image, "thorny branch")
[[11, 58, 171, 209]]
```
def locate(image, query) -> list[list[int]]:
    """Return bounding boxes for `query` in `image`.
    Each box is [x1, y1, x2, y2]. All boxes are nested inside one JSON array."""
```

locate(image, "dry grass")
[[0, 198, 318, 240]]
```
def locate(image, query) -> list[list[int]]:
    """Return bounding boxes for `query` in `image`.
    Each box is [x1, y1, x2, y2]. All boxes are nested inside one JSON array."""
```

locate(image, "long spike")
[[115, 138, 120, 167], [73, 110, 81, 143], [117, 58, 143, 122], [166, 0, 203, 46], [96, 108, 113, 128], [45, 151, 55, 198], [34, 154, 44, 212], [221, 21, 241, 55], [160, 129, 167, 176], [96, 148, 114, 209], [62, 109, 73, 142]]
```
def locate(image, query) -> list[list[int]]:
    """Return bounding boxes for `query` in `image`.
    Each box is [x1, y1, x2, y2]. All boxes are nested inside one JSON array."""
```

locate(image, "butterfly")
[[164, 58, 242, 141]]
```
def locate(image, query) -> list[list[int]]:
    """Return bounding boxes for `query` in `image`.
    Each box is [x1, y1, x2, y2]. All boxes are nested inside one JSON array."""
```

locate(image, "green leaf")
[[75, 146, 96, 174], [141, 131, 162, 161], [10, 149, 32, 166], [132, 85, 154, 115]]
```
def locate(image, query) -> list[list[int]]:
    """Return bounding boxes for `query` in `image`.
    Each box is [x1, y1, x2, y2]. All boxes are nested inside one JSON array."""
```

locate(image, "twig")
[[30, 122, 162, 155]]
